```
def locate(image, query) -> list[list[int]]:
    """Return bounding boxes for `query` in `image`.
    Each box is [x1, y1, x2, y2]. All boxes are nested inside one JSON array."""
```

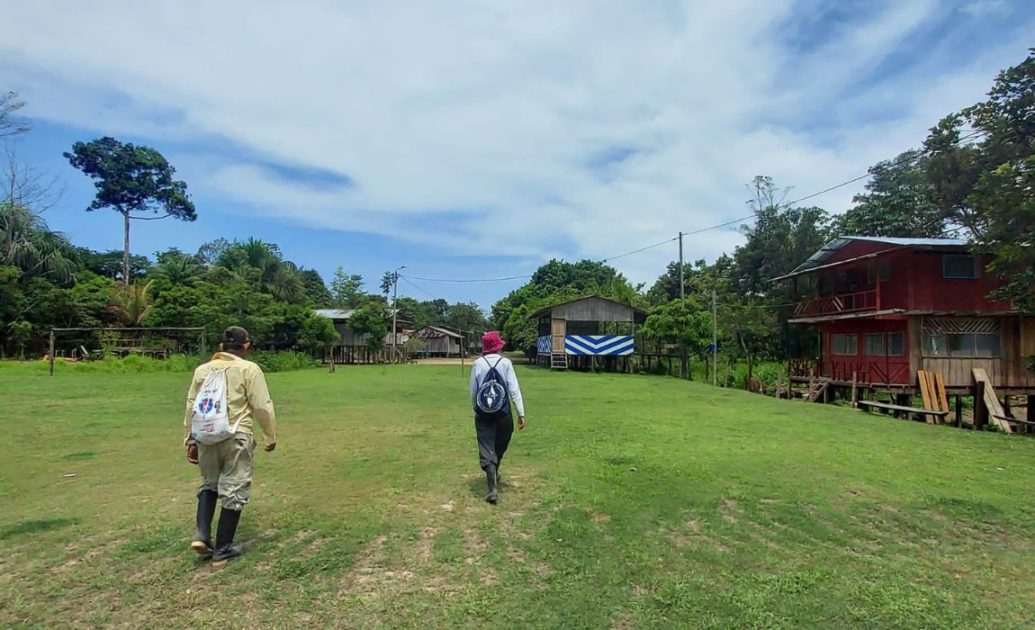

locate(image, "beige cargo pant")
[[198, 432, 254, 511]]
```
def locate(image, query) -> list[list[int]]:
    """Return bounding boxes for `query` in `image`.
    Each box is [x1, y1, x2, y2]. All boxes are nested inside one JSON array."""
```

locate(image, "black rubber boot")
[[212, 508, 243, 562], [191, 490, 217, 557], [485, 465, 498, 504]]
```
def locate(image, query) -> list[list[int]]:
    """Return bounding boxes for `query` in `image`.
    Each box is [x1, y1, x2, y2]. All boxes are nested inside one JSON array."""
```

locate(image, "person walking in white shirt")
[[469, 331, 525, 504]]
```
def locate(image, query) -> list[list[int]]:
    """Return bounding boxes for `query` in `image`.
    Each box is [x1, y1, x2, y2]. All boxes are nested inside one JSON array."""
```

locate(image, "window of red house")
[[866, 260, 891, 285], [863, 332, 905, 356], [922, 318, 1001, 358], [943, 254, 977, 279], [888, 332, 904, 356], [831, 333, 858, 355]]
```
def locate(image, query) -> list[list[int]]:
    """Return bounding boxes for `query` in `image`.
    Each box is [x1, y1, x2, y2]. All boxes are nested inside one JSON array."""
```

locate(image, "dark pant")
[[475, 411, 514, 471]]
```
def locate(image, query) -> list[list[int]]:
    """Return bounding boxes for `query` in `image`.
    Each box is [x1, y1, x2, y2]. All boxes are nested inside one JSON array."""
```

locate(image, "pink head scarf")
[[482, 331, 505, 354]]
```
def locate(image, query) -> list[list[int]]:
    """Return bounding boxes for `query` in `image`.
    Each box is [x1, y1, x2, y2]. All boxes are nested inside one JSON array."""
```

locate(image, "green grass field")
[[3, 364, 1035, 628]]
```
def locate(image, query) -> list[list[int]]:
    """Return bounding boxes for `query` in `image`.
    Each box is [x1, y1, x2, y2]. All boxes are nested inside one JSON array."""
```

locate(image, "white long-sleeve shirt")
[[469, 353, 525, 417]]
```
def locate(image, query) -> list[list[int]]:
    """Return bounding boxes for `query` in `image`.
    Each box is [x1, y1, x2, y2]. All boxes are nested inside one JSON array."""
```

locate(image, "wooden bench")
[[857, 400, 949, 420]]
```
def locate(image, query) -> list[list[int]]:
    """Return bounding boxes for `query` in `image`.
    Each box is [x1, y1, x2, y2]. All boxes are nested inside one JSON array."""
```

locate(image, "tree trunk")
[[122, 210, 131, 286]]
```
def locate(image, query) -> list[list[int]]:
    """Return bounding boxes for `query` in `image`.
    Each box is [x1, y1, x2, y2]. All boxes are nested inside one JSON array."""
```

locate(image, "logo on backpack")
[[475, 357, 510, 415], [190, 368, 239, 444], [197, 398, 215, 414]]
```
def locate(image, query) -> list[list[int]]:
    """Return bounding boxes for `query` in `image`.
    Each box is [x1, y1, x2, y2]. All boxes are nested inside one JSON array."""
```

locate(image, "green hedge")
[[1, 351, 319, 374]]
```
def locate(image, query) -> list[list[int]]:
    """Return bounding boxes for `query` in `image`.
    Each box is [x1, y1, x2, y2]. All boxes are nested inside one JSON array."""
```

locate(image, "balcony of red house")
[[781, 247, 899, 323], [775, 237, 1010, 325]]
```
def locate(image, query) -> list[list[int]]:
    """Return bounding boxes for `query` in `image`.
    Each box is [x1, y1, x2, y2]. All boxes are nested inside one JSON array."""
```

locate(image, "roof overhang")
[[771, 248, 903, 282], [531, 295, 647, 319], [774, 236, 971, 281], [788, 309, 906, 324]]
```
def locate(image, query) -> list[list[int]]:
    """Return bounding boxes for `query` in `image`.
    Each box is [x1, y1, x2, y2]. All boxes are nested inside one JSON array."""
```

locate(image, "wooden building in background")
[[533, 296, 646, 370], [412, 325, 463, 357], [775, 236, 1035, 393]]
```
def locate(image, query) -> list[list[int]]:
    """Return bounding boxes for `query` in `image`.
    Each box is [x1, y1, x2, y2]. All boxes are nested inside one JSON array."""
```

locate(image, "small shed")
[[412, 325, 463, 357], [532, 296, 646, 370]]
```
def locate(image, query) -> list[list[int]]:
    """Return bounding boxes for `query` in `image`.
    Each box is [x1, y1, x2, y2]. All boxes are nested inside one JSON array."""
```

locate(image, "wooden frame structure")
[[48, 327, 206, 376], [531, 296, 646, 371]]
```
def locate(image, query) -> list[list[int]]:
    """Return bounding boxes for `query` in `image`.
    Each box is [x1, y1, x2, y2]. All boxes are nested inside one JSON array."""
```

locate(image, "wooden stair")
[[550, 352, 568, 370], [806, 377, 831, 402]]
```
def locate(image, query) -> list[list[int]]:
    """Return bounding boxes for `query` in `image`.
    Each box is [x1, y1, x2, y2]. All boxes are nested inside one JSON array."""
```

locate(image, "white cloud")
[[0, 0, 1030, 287], [961, 0, 1008, 16]]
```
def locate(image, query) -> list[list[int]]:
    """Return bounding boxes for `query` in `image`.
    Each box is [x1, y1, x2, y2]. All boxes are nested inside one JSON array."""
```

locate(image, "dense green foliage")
[[491, 259, 644, 354], [924, 49, 1035, 308], [834, 50, 1035, 307]]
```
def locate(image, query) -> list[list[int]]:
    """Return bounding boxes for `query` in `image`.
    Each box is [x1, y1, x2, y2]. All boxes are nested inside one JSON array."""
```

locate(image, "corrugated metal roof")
[[416, 325, 463, 338], [531, 295, 647, 319], [840, 236, 968, 247], [789, 236, 968, 275], [313, 309, 354, 319]]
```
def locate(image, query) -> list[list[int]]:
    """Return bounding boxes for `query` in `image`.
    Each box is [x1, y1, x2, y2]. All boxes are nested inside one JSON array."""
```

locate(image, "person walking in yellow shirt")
[[184, 326, 277, 561]]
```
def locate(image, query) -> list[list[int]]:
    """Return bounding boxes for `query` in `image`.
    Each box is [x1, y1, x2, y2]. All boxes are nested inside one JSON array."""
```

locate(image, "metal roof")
[[415, 325, 463, 338], [789, 236, 968, 275], [531, 295, 647, 319], [313, 309, 354, 320]]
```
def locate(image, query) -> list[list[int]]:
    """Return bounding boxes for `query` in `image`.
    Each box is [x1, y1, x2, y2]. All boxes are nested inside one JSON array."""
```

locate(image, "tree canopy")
[[64, 137, 197, 285]]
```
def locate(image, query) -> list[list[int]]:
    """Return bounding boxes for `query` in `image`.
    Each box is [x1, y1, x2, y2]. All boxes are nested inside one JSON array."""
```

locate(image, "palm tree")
[[0, 201, 77, 282], [214, 238, 304, 302], [109, 280, 154, 326], [151, 249, 204, 285]]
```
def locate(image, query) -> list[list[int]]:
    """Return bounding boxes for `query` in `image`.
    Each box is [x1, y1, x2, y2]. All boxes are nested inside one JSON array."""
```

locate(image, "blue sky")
[[1, 0, 1032, 310]]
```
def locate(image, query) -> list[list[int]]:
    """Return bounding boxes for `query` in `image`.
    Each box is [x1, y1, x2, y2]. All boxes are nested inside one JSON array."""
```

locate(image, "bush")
[[250, 350, 318, 372], [3, 350, 319, 374], [14, 354, 205, 374]]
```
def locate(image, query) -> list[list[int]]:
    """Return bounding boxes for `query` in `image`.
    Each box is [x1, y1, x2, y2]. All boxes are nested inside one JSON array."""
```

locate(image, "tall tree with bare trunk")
[[64, 137, 197, 285]]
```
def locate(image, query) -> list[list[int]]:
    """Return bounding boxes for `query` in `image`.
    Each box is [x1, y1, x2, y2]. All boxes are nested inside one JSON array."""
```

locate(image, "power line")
[[398, 275, 439, 300], [601, 236, 680, 263], [400, 273, 531, 284]]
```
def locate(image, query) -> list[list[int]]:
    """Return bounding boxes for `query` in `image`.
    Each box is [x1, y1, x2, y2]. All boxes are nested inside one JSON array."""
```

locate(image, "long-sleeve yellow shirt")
[[183, 352, 278, 445]]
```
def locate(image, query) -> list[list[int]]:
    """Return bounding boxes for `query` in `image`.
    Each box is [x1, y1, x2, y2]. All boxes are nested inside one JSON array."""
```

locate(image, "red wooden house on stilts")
[[775, 237, 1035, 396]]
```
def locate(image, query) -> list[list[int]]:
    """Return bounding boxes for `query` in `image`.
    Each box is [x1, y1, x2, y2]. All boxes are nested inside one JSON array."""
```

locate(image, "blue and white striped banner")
[[564, 335, 635, 356], [536, 335, 552, 354]]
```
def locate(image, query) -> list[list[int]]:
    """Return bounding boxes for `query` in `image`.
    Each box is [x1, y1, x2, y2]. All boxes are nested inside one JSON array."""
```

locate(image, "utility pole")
[[712, 288, 718, 386], [678, 231, 686, 379], [391, 265, 406, 364], [678, 231, 685, 304]]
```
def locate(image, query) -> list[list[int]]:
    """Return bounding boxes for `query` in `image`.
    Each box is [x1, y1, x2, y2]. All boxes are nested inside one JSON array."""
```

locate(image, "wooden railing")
[[788, 357, 820, 379], [828, 360, 910, 385], [793, 289, 877, 317]]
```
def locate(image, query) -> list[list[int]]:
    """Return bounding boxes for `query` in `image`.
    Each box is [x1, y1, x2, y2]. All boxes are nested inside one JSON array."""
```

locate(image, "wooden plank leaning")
[[972, 368, 1013, 433], [918, 370, 937, 424]]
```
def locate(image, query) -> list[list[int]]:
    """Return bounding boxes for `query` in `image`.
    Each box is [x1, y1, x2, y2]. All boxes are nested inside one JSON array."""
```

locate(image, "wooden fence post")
[[974, 382, 987, 431]]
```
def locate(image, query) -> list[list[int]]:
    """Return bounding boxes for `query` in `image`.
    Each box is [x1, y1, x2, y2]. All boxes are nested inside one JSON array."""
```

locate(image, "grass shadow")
[[0, 517, 79, 541]]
